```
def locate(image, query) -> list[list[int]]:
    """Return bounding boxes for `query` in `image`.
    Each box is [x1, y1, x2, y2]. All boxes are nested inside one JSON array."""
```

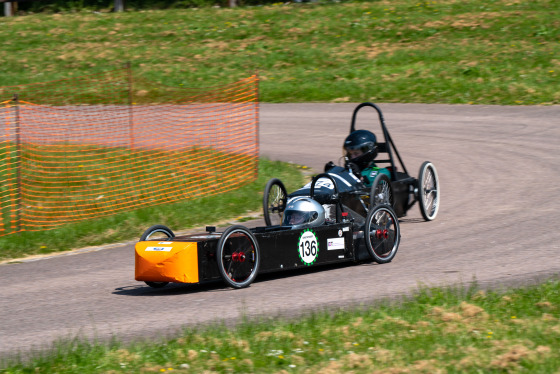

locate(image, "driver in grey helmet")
[[282, 197, 325, 229]]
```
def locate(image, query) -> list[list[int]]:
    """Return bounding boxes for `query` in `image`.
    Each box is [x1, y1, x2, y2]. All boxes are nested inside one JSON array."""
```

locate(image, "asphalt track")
[[1, 103, 559, 362]]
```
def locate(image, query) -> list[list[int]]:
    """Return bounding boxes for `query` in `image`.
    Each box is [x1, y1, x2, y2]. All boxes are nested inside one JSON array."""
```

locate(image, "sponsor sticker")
[[343, 227, 350, 232], [158, 241, 173, 244], [303, 177, 334, 190], [145, 246, 172, 252], [298, 229, 319, 265], [327, 237, 345, 250]]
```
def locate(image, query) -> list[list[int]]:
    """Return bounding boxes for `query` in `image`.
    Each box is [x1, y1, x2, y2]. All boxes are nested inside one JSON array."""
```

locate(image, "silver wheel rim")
[[422, 165, 439, 219], [267, 184, 285, 225]]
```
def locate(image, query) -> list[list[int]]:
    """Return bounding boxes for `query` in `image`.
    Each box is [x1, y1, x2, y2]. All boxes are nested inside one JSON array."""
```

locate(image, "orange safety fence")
[[0, 67, 259, 236]]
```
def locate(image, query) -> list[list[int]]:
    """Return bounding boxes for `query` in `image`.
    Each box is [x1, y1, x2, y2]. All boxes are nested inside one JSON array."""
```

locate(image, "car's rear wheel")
[[263, 178, 287, 226], [369, 173, 393, 210], [140, 225, 174, 288], [365, 204, 400, 263], [418, 161, 440, 221], [140, 225, 175, 241], [217, 225, 260, 288]]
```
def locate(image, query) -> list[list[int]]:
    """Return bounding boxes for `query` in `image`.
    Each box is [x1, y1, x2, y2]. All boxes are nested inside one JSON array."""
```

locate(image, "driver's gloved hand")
[[346, 162, 361, 178], [324, 161, 335, 172]]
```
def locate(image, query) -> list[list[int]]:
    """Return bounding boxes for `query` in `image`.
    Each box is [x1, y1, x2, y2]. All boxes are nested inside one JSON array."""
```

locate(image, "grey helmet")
[[282, 197, 325, 229]]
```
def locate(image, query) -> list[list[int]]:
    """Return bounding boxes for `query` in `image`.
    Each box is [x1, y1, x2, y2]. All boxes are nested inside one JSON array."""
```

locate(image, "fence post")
[[114, 0, 124, 12], [4, 2, 13, 17], [254, 72, 260, 180], [126, 62, 134, 149], [13, 93, 21, 232]]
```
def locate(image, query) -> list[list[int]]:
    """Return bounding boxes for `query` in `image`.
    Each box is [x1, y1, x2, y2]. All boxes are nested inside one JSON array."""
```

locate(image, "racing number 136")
[[298, 230, 318, 265], [300, 239, 316, 257]]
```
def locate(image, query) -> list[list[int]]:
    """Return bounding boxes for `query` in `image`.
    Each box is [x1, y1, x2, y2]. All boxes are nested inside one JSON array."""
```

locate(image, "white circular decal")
[[303, 178, 334, 190], [298, 229, 319, 265]]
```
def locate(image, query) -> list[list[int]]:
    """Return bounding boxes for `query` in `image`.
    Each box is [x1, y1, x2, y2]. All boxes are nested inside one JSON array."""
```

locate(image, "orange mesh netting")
[[0, 68, 259, 235]]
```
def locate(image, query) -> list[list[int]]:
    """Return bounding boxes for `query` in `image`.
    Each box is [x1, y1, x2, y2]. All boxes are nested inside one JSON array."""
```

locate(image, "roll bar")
[[349, 102, 409, 180]]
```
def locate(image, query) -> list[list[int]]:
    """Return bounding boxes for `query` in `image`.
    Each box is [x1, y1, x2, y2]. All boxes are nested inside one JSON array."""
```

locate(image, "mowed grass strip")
[[2, 279, 559, 373], [0, 0, 558, 104]]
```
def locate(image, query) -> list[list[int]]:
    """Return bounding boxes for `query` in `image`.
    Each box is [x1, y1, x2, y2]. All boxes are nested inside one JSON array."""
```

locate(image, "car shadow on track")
[[113, 281, 224, 296], [112, 261, 373, 297], [399, 218, 430, 224]]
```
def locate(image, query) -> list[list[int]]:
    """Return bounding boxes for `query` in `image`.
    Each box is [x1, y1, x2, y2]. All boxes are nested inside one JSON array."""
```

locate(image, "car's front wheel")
[[263, 178, 287, 226], [418, 161, 440, 221], [369, 173, 393, 210], [217, 225, 260, 289]]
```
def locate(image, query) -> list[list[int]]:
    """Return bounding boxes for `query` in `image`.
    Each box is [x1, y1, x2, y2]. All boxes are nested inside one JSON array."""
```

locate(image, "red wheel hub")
[[375, 229, 389, 239], [232, 252, 246, 262]]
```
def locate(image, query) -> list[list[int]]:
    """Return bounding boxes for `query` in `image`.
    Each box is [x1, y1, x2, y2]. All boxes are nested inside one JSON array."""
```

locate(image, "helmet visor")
[[282, 211, 318, 226], [344, 147, 365, 160]]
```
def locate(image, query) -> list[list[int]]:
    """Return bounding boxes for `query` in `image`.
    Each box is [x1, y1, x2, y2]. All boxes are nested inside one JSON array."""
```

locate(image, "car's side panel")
[[135, 223, 362, 286], [135, 241, 199, 283], [391, 174, 415, 217], [197, 238, 223, 283], [257, 223, 355, 273]]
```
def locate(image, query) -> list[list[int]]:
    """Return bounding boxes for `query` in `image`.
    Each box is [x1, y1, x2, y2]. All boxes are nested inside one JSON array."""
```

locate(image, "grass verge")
[[0, 158, 307, 262], [2, 278, 559, 372], [1, 0, 558, 105]]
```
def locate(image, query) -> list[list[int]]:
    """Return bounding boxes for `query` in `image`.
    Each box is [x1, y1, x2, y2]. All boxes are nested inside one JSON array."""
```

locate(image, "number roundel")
[[298, 229, 318, 265]]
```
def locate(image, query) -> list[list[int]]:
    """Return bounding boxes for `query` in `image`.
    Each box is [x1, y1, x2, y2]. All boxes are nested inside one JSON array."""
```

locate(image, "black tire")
[[140, 225, 175, 241], [140, 225, 174, 289], [418, 161, 440, 221], [263, 178, 287, 226], [217, 225, 260, 289], [369, 173, 393, 210], [364, 204, 400, 264], [145, 281, 169, 288]]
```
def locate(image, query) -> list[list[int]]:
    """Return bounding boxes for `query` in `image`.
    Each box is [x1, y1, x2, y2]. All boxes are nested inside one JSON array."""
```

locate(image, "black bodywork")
[[263, 102, 440, 226], [185, 221, 361, 283], [137, 183, 401, 289]]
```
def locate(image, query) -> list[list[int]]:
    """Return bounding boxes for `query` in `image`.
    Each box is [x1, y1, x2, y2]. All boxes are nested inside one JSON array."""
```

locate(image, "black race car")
[[135, 174, 400, 289], [263, 102, 440, 226]]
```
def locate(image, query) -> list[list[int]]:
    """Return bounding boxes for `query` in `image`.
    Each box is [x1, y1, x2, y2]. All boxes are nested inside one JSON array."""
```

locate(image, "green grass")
[[0, 158, 306, 262], [0, 0, 558, 105], [1, 1, 558, 370], [2, 279, 559, 373]]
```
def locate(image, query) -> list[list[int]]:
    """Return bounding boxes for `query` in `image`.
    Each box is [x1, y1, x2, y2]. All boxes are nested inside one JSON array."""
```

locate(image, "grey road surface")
[[1, 103, 559, 362]]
